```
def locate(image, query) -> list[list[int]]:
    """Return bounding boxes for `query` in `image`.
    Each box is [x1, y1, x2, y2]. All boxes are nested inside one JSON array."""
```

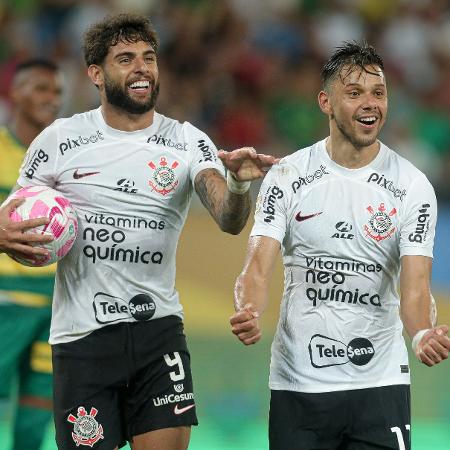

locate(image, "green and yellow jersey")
[[0, 126, 55, 307]]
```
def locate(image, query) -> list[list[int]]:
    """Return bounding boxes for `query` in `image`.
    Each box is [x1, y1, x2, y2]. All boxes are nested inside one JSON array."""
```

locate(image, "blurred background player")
[[0, 59, 63, 450]]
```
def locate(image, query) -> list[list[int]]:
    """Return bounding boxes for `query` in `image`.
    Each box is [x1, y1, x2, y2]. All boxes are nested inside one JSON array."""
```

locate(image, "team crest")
[[67, 406, 104, 447], [148, 157, 179, 195], [364, 203, 397, 241]]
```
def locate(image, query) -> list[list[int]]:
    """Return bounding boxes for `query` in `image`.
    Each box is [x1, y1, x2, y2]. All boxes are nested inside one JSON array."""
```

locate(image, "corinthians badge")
[[364, 203, 397, 241], [148, 156, 179, 195], [67, 406, 104, 447]]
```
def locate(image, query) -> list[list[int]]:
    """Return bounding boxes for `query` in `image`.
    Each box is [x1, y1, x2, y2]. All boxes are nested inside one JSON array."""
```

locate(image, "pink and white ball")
[[8, 186, 78, 267]]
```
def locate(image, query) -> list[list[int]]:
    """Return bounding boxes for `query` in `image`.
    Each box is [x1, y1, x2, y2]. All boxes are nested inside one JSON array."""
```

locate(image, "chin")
[[357, 138, 378, 148]]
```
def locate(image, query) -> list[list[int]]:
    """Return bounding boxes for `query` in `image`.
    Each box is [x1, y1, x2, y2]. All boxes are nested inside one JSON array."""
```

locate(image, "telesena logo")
[[59, 130, 104, 155], [94, 292, 156, 324], [308, 334, 375, 368]]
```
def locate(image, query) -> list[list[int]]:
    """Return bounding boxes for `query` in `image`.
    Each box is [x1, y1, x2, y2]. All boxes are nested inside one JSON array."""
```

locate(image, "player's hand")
[[0, 198, 53, 257], [230, 303, 261, 345], [218, 147, 279, 181], [416, 325, 450, 367]]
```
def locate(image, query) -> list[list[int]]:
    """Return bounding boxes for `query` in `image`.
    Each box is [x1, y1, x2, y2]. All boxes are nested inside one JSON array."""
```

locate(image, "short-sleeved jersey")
[[251, 138, 437, 393], [0, 127, 55, 307], [17, 108, 225, 344]]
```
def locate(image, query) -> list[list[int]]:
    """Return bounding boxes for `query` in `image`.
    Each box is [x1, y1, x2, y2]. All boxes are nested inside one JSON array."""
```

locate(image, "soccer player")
[[0, 13, 276, 450], [230, 42, 450, 450], [0, 59, 63, 450]]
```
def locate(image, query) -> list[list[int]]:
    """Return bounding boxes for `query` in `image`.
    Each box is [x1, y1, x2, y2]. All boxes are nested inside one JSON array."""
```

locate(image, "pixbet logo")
[[367, 173, 406, 201], [59, 131, 104, 155], [308, 334, 375, 368], [408, 204, 430, 243], [147, 134, 188, 151], [292, 165, 329, 193]]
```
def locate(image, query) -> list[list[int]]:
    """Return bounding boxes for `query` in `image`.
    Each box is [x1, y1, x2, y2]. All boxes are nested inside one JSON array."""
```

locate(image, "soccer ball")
[[7, 185, 78, 267]]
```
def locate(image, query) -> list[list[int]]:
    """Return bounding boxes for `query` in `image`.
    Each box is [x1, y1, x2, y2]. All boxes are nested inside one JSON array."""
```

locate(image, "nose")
[[134, 57, 150, 73], [361, 93, 378, 110]]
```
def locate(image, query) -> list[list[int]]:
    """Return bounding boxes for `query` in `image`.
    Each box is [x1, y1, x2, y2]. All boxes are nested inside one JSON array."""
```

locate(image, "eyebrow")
[[114, 50, 156, 59], [343, 83, 386, 88]]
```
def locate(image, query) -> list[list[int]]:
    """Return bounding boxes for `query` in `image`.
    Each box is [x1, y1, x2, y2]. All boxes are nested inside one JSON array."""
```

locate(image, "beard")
[[333, 114, 379, 149], [104, 73, 160, 115]]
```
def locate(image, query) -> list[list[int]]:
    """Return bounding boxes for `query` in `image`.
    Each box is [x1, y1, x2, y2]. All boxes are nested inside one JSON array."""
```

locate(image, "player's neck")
[[100, 104, 155, 132], [10, 117, 43, 148], [325, 135, 380, 169]]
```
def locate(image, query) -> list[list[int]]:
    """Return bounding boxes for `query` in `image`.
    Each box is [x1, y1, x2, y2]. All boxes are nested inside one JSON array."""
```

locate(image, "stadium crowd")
[[1, 0, 449, 195]]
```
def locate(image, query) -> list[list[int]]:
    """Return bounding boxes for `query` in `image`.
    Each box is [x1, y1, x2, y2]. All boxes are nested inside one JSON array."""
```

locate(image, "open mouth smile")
[[356, 116, 378, 128], [128, 80, 151, 95]]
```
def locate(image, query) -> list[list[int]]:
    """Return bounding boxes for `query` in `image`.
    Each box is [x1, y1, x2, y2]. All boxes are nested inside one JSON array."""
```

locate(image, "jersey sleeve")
[[183, 123, 225, 185], [250, 164, 287, 243], [399, 175, 437, 258], [17, 125, 59, 188]]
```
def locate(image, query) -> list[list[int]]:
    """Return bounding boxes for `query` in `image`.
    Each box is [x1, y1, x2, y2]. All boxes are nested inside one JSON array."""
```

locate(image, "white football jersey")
[[251, 138, 436, 393], [18, 108, 225, 344]]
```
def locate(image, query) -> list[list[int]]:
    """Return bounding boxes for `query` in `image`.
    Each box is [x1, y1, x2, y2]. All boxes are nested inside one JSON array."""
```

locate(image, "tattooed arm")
[[194, 168, 250, 235], [194, 147, 279, 235]]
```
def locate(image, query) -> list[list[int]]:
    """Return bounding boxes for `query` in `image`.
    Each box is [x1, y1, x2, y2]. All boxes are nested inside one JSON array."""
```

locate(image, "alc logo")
[[331, 221, 354, 240]]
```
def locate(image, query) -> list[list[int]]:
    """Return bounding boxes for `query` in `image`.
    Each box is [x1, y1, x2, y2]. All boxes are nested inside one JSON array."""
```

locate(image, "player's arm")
[[400, 255, 450, 366], [194, 147, 278, 235], [230, 235, 280, 345], [194, 167, 251, 235]]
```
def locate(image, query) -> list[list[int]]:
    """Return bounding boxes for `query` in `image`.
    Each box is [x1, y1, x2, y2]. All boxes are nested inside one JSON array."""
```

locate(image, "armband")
[[226, 171, 250, 195], [411, 328, 430, 353]]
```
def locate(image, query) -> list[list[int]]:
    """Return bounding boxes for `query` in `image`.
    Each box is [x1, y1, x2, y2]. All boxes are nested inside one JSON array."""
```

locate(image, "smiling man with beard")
[[0, 13, 278, 450]]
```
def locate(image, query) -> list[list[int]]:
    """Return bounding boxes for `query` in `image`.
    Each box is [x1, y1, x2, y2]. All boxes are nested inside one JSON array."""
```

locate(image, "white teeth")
[[359, 117, 376, 122], [130, 81, 150, 88]]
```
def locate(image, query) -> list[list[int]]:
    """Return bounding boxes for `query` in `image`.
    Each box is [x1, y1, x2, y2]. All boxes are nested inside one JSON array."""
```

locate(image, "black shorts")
[[269, 385, 411, 450], [52, 316, 197, 449]]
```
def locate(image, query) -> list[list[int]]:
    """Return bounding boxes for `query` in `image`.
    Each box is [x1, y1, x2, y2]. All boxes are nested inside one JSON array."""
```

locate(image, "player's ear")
[[87, 65, 103, 89], [318, 90, 332, 115]]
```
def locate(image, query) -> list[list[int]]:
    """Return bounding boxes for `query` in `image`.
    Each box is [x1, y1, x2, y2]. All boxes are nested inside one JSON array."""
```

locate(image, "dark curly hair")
[[83, 13, 159, 67], [321, 41, 384, 90]]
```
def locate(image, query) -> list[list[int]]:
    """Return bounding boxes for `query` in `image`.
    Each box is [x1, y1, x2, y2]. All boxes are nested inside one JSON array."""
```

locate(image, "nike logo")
[[174, 403, 196, 415], [295, 211, 323, 222], [73, 169, 100, 179]]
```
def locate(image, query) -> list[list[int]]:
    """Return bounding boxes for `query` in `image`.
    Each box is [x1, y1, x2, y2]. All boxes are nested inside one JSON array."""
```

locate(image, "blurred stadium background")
[[0, 0, 449, 449]]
